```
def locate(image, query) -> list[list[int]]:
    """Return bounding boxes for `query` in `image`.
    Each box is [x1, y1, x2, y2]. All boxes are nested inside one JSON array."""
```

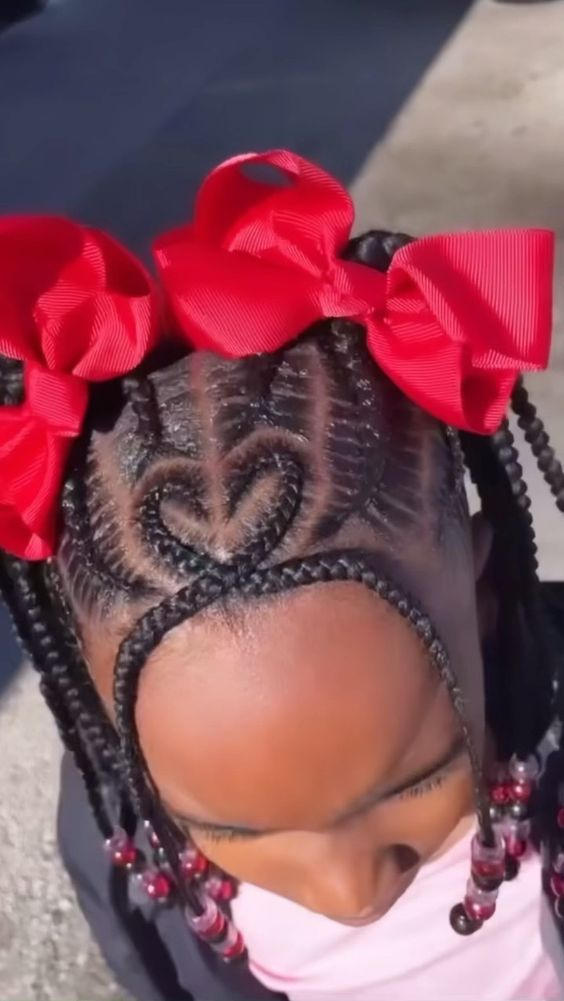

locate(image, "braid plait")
[[226, 449, 304, 567], [61, 475, 152, 607], [0, 555, 113, 837], [42, 560, 122, 776], [122, 375, 163, 476], [137, 478, 218, 579], [511, 378, 564, 513], [491, 419, 538, 572], [460, 423, 552, 760]]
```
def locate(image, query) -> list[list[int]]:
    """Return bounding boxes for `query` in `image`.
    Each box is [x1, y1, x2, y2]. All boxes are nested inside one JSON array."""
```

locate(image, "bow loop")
[[0, 215, 158, 559], [373, 231, 554, 432], [192, 150, 353, 273]]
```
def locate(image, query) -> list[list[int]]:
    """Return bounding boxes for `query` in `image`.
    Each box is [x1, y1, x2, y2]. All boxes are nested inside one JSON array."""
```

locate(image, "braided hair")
[[0, 230, 562, 948]]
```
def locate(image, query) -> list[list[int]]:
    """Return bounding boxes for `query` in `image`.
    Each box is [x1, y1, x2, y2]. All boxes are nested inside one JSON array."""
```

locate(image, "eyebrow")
[[168, 733, 468, 838]]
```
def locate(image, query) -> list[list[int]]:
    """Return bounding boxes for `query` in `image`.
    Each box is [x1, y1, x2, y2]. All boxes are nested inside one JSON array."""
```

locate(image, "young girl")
[[1, 150, 564, 1001]]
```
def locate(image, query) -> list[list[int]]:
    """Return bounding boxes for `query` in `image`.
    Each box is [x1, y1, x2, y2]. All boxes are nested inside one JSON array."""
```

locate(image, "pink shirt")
[[233, 829, 564, 1000]]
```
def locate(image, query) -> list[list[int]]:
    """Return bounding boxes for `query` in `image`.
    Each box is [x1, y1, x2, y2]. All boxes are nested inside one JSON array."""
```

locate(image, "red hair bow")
[[0, 217, 157, 560], [155, 149, 554, 435], [0, 151, 554, 562]]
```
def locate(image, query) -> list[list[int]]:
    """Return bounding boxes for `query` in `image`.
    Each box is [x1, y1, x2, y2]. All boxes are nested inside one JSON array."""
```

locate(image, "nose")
[[299, 838, 420, 923]]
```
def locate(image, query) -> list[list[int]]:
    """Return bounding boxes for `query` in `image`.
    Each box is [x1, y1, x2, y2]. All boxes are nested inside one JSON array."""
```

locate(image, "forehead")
[[135, 583, 458, 830]]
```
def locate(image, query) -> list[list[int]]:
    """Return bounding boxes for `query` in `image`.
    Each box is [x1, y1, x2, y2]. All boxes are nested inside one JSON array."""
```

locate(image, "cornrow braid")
[[122, 375, 163, 477], [137, 478, 219, 579], [0, 357, 24, 406], [60, 473, 153, 609], [137, 445, 304, 580]]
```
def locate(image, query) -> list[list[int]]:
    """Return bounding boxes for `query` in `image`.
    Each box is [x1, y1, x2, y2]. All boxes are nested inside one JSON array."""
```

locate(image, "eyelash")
[[196, 827, 257, 844], [394, 770, 448, 802], [190, 771, 452, 844]]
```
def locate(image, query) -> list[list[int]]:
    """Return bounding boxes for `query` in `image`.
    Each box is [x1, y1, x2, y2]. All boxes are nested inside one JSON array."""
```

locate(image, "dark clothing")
[[58, 585, 564, 1001], [58, 753, 282, 1001]]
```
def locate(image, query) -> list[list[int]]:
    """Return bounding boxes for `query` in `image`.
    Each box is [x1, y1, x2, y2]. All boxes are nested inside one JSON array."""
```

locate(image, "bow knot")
[[25, 363, 88, 437], [332, 258, 388, 319]]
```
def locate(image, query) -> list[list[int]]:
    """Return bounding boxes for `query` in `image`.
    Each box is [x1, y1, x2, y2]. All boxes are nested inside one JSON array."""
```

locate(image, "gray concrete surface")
[[351, 0, 564, 577], [0, 670, 125, 1001], [1, 0, 563, 998]]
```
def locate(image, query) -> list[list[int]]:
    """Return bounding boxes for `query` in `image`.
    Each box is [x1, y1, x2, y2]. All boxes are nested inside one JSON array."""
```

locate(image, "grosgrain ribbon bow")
[[155, 149, 554, 435], [0, 150, 555, 562], [0, 216, 157, 559]]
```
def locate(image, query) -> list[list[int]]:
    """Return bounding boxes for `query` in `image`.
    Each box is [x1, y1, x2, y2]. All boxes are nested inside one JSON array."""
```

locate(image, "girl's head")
[[1, 151, 561, 945], [58, 319, 483, 924]]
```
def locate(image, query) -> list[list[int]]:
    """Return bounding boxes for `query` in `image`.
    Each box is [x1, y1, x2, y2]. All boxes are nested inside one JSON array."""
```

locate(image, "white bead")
[[471, 831, 504, 864], [188, 894, 219, 935], [509, 754, 539, 783], [466, 877, 498, 906]]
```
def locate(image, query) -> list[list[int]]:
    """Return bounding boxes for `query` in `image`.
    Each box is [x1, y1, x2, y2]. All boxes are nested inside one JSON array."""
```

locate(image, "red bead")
[[470, 832, 505, 883], [550, 874, 564, 898], [490, 784, 510, 805], [206, 876, 236, 903], [472, 859, 505, 881], [464, 895, 496, 921], [221, 929, 245, 961], [180, 848, 208, 879], [218, 881, 236, 903], [142, 871, 173, 901], [203, 908, 226, 941], [505, 837, 528, 860], [510, 780, 532, 803], [557, 808, 564, 829], [106, 832, 137, 868]]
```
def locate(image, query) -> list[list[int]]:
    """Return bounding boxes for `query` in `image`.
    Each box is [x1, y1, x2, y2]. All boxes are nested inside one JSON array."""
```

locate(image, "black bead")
[[508, 801, 528, 821], [504, 856, 520, 881], [449, 903, 483, 936]]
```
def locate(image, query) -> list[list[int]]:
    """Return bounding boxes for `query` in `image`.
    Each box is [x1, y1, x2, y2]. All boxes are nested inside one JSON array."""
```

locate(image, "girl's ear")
[[471, 512, 493, 582]]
